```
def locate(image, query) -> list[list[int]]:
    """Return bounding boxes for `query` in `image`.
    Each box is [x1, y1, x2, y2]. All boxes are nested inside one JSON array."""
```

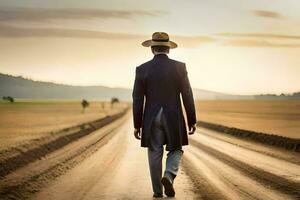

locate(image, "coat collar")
[[153, 54, 169, 60]]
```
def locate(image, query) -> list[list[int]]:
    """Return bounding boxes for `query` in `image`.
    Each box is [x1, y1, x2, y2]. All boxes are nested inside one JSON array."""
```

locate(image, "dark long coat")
[[132, 54, 196, 151]]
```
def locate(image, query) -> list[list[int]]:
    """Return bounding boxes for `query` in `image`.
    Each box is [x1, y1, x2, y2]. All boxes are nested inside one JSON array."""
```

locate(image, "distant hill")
[[192, 88, 254, 100], [254, 93, 300, 100], [1, 72, 285, 101], [0, 73, 132, 101]]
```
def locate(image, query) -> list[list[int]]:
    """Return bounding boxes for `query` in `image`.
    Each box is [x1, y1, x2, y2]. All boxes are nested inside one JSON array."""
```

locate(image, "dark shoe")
[[153, 193, 163, 198], [161, 176, 175, 197]]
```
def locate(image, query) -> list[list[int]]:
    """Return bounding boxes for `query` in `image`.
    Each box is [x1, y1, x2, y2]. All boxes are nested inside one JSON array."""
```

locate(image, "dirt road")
[[1, 115, 299, 199]]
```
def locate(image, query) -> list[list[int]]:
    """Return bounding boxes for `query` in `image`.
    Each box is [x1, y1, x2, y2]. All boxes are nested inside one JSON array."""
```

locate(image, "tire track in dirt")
[[33, 119, 130, 200], [186, 145, 294, 200], [196, 121, 300, 152], [185, 131, 300, 199], [181, 155, 228, 200], [0, 110, 128, 179], [196, 127, 300, 165], [0, 114, 129, 200], [190, 139, 300, 197]]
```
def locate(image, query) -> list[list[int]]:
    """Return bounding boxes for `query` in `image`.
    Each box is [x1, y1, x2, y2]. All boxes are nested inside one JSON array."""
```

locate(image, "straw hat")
[[142, 32, 177, 49]]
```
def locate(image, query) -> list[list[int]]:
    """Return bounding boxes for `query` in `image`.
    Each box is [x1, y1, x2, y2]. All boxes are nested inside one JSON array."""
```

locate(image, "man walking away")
[[132, 32, 196, 198]]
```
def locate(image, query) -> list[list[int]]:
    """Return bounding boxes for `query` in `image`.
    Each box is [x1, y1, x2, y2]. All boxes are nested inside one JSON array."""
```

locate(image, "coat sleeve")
[[180, 64, 196, 128], [132, 66, 145, 129]]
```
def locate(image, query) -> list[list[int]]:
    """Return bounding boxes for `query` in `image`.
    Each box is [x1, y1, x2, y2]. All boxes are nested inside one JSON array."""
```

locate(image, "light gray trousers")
[[148, 107, 183, 194]]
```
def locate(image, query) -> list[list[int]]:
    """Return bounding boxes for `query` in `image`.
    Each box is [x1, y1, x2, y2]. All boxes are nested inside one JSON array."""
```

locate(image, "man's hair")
[[151, 46, 170, 54]]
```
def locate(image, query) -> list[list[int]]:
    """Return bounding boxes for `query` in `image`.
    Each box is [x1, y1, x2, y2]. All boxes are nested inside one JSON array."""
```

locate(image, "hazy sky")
[[0, 0, 300, 94]]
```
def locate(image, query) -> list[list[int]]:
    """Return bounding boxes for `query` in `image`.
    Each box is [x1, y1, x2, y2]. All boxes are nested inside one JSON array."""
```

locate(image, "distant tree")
[[2, 96, 14, 103], [111, 97, 119, 108], [81, 99, 89, 113], [293, 92, 300, 97]]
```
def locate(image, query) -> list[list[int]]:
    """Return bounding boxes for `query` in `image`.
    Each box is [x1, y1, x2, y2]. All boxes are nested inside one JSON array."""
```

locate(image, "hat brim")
[[142, 40, 177, 49]]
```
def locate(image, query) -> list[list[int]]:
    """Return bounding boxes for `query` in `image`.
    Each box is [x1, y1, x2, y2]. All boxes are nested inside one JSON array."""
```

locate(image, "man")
[[132, 32, 196, 198]]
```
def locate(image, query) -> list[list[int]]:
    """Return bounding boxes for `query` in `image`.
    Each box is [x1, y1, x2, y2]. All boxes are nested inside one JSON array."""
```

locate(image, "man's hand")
[[188, 124, 196, 135], [134, 128, 141, 140]]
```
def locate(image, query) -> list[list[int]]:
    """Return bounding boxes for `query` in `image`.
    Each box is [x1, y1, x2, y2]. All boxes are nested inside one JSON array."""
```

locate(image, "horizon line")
[[1, 72, 299, 96]]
